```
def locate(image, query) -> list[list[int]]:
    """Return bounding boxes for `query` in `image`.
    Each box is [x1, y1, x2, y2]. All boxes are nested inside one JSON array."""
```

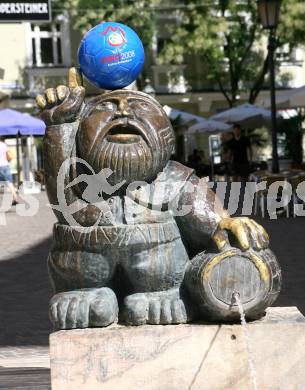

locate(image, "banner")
[[0, 0, 51, 22]]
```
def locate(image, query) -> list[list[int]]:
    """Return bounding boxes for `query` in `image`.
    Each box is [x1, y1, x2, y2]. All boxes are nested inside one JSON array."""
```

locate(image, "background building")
[[1, 3, 305, 169], [1, 8, 305, 114]]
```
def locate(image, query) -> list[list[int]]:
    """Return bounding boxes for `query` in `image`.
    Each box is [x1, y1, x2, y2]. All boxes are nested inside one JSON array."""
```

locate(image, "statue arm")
[[37, 68, 96, 224], [43, 122, 106, 227], [175, 173, 269, 253], [174, 174, 227, 252], [37, 67, 85, 193], [42, 121, 79, 208]]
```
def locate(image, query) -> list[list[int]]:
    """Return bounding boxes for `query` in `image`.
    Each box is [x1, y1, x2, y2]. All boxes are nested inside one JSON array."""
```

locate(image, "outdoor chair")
[[251, 171, 268, 216], [255, 175, 290, 218], [250, 169, 268, 182], [290, 174, 305, 218]]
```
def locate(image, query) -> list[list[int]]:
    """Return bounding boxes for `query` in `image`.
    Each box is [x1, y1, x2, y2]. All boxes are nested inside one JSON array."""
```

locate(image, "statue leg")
[[48, 235, 118, 330], [121, 239, 192, 325]]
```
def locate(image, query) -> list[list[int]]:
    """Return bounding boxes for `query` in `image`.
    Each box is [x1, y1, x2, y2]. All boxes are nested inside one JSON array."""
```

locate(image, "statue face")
[[77, 90, 175, 185]]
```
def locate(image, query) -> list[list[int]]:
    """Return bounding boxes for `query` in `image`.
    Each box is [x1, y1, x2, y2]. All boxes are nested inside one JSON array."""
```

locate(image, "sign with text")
[[0, 0, 51, 22]]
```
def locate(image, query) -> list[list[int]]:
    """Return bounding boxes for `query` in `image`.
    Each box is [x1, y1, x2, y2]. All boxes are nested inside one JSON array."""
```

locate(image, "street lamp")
[[257, 0, 281, 173]]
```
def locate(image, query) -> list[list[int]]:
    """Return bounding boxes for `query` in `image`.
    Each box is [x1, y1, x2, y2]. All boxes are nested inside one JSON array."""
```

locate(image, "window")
[[30, 22, 63, 66], [276, 43, 303, 64], [157, 37, 168, 56]]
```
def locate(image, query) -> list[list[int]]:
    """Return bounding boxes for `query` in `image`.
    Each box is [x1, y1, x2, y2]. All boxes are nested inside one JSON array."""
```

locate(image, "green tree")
[[158, 0, 305, 107], [73, 0, 159, 47]]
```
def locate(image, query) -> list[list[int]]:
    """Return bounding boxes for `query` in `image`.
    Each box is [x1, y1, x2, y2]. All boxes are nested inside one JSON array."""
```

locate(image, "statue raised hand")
[[36, 67, 85, 125]]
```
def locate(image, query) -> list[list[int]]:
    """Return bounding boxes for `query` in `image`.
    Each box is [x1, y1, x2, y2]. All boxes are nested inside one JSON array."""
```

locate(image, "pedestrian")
[[188, 149, 202, 176], [228, 124, 252, 181], [0, 136, 18, 205], [188, 149, 202, 169]]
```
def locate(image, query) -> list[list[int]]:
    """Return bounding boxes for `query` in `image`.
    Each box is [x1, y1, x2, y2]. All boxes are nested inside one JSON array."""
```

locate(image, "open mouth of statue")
[[106, 120, 145, 144], [106, 118, 148, 144], [107, 126, 141, 144]]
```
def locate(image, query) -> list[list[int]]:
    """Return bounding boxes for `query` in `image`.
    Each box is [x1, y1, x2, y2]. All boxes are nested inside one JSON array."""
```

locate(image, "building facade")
[[1, 10, 304, 112], [0, 7, 304, 165]]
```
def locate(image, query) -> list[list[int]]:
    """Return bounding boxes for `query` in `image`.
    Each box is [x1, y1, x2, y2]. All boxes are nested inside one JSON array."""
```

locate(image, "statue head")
[[77, 90, 175, 185]]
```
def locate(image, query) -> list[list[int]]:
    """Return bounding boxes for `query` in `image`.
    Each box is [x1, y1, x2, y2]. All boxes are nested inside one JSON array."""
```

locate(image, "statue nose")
[[114, 99, 133, 118]]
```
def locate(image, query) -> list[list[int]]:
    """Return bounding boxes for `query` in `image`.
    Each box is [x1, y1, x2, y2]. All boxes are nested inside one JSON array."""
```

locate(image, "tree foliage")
[[53, 0, 305, 106], [158, 0, 305, 107], [52, 0, 160, 48]]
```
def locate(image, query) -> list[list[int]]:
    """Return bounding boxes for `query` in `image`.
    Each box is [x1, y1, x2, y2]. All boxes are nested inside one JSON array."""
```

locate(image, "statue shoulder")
[[128, 161, 194, 209], [148, 161, 194, 206], [158, 160, 194, 185]]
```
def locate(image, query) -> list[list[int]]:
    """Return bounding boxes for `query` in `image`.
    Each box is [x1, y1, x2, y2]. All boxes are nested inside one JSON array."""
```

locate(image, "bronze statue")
[[37, 68, 281, 329]]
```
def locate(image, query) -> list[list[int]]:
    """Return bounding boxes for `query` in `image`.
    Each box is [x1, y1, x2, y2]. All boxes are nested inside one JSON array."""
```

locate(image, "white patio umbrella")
[[187, 119, 232, 180], [163, 105, 206, 124], [187, 119, 233, 135], [278, 109, 298, 119], [210, 103, 279, 128], [163, 105, 209, 162], [261, 86, 305, 109]]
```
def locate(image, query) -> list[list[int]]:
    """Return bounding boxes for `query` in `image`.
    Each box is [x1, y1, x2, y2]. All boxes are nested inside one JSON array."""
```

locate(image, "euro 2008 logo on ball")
[[78, 22, 145, 90]]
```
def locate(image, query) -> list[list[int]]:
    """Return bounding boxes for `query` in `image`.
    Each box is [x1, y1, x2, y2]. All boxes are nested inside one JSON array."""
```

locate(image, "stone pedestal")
[[50, 307, 305, 390]]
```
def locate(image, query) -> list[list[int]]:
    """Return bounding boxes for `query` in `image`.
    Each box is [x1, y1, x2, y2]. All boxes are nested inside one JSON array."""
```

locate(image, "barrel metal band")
[[202, 249, 270, 284]]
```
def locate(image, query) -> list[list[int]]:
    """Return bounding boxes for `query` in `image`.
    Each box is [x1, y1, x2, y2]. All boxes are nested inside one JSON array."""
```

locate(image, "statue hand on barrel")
[[36, 67, 85, 126], [212, 217, 269, 252]]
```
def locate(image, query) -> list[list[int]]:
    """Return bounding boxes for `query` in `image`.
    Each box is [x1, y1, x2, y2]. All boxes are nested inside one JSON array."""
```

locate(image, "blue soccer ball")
[[78, 21, 145, 90]]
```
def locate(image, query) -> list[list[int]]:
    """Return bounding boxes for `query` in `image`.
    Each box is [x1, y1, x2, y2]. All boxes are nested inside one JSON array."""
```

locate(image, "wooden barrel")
[[184, 248, 281, 321]]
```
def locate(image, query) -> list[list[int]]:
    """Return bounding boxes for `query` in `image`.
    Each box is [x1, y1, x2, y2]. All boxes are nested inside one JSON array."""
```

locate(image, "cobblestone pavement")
[[0, 191, 304, 386], [0, 192, 54, 388], [0, 192, 55, 349]]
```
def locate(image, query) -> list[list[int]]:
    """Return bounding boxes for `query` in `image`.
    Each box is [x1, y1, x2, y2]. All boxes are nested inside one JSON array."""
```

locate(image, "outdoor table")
[[250, 169, 305, 218], [250, 169, 304, 183]]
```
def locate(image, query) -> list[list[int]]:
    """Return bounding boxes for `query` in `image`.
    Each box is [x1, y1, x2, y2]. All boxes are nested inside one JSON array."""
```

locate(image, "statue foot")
[[122, 288, 191, 325], [49, 287, 118, 330]]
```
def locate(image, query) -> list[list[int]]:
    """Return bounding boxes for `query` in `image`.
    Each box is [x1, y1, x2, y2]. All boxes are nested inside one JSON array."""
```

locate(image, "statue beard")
[[87, 137, 154, 186]]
